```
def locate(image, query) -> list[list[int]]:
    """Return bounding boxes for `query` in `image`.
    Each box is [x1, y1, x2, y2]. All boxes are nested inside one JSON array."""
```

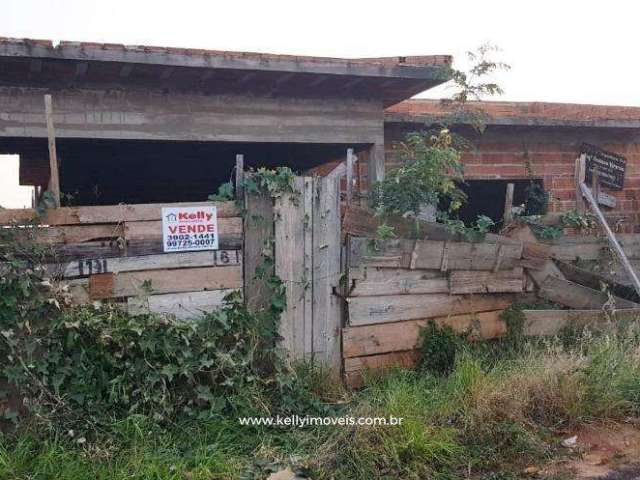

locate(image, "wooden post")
[[574, 155, 586, 213], [44, 94, 60, 207], [368, 143, 385, 192], [580, 182, 640, 297], [591, 167, 600, 203], [346, 148, 355, 206], [235, 154, 244, 203], [503, 182, 515, 224]]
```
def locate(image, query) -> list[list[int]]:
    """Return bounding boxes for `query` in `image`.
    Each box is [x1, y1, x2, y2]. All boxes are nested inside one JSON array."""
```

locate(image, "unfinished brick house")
[[386, 100, 640, 232], [2, 38, 640, 232], [0, 37, 451, 205]]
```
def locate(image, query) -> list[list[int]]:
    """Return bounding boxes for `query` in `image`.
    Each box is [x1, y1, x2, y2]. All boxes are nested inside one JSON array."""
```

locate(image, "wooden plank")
[[0, 201, 239, 226], [303, 177, 314, 358], [46, 250, 242, 278], [243, 189, 274, 312], [44, 94, 60, 207], [575, 154, 587, 213], [124, 217, 243, 240], [350, 268, 448, 297], [346, 148, 354, 206], [343, 310, 506, 358], [555, 260, 637, 299], [342, 205, 522, 244], [24, 224, 124, 244], [344, 351, 420, 388], [449, 268, 524, 294], [89, 273, 114, 300], [128, 289, 237, 319], [537, 276, 639, 310], [50, 235, 242, 260], [235, 154, 244, 202], [368, 143, 385, 191], [411, 239, 522, 271], [504, 223, 565, 286], [349, 236, 415, 269], [275, 177, 310, 358], [312, 174, 342, 369], [347, 292, 516, 326], [522, 308, 640, 336], [521, 241, 551, 270], [88, 265, 242, 299]]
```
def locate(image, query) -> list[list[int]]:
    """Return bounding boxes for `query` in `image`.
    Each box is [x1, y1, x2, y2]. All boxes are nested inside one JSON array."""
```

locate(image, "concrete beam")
[[0, 41, 449, 81], [0, 86, 384, 144]]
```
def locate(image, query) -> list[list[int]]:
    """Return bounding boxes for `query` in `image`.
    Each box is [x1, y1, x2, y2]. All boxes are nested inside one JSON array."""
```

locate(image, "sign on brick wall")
[[581, 143, 626, 191]]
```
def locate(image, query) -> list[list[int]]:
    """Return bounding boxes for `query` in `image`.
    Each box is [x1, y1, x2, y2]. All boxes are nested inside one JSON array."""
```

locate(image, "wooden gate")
[[244, 174, 343, 371]]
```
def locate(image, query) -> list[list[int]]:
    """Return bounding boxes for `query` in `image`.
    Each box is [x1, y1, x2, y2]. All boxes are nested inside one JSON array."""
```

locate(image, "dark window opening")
[[0, 138, 368, 206], [455, 179, 543, 230]]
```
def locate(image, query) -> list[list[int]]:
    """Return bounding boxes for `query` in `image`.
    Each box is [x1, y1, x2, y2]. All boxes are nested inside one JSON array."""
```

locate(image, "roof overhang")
[[0, 38, 453, 107]]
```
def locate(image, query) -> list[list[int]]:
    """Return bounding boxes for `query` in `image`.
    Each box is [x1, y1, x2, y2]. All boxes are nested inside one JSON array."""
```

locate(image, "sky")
[[1, 0, 638, 206]]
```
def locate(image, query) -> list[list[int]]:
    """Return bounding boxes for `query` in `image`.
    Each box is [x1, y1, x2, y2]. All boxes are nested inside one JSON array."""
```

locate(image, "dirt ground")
[[540, 421, 640, 479]]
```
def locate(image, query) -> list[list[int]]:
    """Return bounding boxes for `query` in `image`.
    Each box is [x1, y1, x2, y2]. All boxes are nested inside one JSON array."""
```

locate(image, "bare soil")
[[541, 421, 640, 479]]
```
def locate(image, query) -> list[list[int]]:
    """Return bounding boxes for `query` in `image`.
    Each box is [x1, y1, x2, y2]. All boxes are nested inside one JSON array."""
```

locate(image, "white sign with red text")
[[162, 206, 219, 252]]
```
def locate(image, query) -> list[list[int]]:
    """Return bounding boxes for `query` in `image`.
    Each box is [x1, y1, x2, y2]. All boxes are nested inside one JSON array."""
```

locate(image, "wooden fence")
[[343, 235, 527, 387], [0, 202, 243, 319], [340, 206, 640, 387], [244, 175, 342, 370], [6, 184, 640, 387]]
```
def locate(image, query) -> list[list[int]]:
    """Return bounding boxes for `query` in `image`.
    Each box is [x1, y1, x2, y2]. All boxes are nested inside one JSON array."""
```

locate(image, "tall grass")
[[3, 322, 640, 479]]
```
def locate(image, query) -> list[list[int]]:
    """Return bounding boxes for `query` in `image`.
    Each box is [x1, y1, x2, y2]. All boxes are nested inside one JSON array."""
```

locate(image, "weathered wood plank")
[[350, 237, 522, 272], [312, 175, 342, 369], [411, 240, 522, 271], [344, 351, 420, 388], [537, 276, 640, 310], [88, 265, 242, 299], [46, 250, 241, 278], [343, 205, 522, 243], [347, 293, 516, 326], [449, 268, 524, 295], [303, 178, 314, 358], [49, 235, 242, 260], [343, 310, 506, 358], [128, 289, 238, 319], [32, 224, 125, 244], [275, 177, 310, 358], [350, 268, 448, 297], [348, 236, 415, 269], [124, 217, 243, 240], [522, 308, 640, 336], [0, 201, 239, 226], [243, 190, 274, 312], [555, 260, 638, 300]]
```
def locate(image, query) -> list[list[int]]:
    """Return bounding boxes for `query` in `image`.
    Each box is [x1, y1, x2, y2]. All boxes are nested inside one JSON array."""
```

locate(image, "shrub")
[[418, 320, 467, 376]]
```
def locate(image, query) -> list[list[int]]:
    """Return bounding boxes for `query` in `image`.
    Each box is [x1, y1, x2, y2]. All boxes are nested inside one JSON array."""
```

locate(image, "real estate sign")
[[582, 143, 626, 191], [162, 206, 219, 252]]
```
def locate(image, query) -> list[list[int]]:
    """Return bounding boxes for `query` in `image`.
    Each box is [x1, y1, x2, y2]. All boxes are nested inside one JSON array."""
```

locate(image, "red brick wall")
[[384, 124, 640, 232]]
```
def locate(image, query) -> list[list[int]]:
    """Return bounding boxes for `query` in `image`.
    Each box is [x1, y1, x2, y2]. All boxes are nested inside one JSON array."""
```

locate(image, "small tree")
[[369, 43, 510, 237], [369, 129, 465, 219]]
